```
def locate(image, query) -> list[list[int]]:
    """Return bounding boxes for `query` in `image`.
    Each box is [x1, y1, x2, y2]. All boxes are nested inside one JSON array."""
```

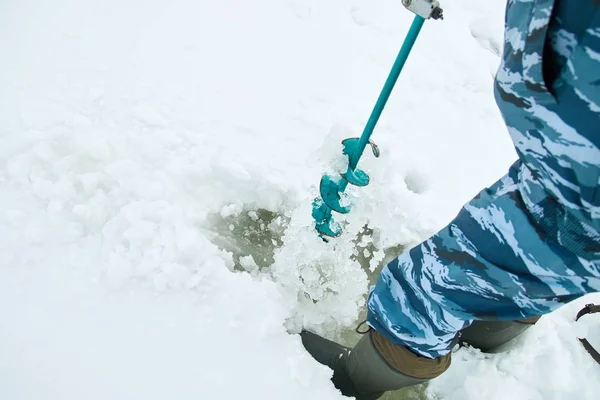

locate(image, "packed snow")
[[1, 0, 598, 399]]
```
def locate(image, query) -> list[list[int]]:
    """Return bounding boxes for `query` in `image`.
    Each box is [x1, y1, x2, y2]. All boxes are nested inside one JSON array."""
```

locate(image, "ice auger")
[[312, 0, 444, 238]]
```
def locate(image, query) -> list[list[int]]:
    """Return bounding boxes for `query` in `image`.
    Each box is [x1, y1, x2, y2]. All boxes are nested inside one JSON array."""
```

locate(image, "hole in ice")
[[206, 208, 289, 273], [352, 226, 402, 281]]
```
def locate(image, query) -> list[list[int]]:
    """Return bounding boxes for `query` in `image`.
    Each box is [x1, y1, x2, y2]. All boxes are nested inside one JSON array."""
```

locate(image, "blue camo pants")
[[367, 0, 600, 359]]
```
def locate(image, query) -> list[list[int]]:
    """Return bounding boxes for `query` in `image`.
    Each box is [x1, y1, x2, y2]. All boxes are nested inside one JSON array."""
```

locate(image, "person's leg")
[[300, 317, 541, 398], [300, 329, 450, 400]]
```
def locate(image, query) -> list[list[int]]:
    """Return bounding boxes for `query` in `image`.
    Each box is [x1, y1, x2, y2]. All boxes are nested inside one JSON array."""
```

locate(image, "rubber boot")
[[459, 317, 541, 352], [299, 331, 358, 396], [300, 330, 450, 400]]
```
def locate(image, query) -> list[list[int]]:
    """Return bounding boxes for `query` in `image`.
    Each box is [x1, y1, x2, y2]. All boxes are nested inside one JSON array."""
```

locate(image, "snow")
[[0, 0, 598, 399]]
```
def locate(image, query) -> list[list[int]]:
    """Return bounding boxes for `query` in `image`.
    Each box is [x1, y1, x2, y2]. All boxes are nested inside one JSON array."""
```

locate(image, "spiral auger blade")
[[312, 139, 380, 238]]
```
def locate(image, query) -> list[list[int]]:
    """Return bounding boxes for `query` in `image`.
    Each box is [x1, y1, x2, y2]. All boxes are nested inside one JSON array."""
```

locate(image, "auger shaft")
[[341, 15, 425, 192]]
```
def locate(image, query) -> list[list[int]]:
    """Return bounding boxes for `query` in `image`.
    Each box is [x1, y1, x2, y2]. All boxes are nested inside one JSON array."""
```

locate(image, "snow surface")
[[1, 0, 598, 399]]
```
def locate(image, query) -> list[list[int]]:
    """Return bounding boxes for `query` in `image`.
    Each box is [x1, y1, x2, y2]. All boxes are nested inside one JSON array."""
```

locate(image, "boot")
[[459, 317, 541, 352], [300, 330, 450, 400]]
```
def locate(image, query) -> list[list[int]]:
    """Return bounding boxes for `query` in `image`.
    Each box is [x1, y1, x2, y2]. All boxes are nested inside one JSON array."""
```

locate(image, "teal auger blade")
[[312, 1, 444, 239]]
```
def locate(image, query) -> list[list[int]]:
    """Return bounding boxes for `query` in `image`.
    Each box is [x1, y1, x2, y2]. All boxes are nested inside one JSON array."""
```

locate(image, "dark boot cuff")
[[371, 329, 451, 379]]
